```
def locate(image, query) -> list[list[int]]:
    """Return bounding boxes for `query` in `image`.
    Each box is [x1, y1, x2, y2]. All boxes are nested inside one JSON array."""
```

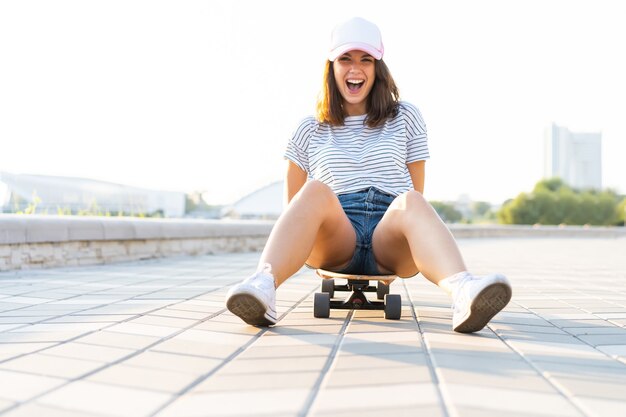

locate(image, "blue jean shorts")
[[336, 187, 396, 275]]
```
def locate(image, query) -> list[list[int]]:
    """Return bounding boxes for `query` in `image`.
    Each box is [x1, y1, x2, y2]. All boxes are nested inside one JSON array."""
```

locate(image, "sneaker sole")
[[454, 283, 512, 333], [226, 293, 276, 326]]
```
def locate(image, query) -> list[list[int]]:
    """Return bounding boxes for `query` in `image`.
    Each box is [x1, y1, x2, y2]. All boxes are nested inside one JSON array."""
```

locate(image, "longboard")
[[313, 268, 401, 319], [315, 268, 396, 286]]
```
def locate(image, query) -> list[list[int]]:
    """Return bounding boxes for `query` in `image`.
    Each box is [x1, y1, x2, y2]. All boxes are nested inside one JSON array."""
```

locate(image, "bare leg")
[[371, 191, 512, 333], [372, 191, 466, 285], [258, 180, 356, 286]]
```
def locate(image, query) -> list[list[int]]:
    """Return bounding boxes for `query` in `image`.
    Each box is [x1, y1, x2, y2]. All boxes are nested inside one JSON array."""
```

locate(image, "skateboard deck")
[[315, 268, 396, 286]]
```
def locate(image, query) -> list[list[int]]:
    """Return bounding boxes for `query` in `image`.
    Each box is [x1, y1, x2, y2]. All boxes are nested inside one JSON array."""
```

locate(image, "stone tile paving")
[[0, 237, 625, 417]]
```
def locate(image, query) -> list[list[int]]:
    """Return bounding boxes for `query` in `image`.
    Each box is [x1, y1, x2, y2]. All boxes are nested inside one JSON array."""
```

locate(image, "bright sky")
[[1, 0, 625, 206]]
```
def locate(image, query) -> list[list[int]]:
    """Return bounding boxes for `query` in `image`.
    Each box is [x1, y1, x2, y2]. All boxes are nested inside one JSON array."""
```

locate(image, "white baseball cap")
[[328, 17, 384, 62]]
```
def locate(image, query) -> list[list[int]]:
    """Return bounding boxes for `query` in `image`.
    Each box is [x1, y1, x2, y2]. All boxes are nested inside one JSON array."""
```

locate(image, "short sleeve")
[[401, 102, 430, 163], [284, 116, 317, 174]]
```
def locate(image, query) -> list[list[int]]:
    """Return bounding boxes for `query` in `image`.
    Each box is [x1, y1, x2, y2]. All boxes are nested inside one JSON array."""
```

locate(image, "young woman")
[[226, 17, 512, 333]]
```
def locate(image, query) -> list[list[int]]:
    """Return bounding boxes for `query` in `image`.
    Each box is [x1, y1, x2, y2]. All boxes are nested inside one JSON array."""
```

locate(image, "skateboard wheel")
[[321, 279, 335, 299], [377, 281, 390, 300], [384, 294, 401, 320], [314, 292, 330, 318]]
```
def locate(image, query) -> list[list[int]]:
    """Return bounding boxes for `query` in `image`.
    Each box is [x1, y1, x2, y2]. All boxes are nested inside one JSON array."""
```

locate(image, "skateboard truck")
[[314, 269, 402, 320]]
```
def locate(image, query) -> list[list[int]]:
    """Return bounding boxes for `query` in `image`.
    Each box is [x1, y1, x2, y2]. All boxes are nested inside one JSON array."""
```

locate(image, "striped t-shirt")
[[284, 101, 430, 197]]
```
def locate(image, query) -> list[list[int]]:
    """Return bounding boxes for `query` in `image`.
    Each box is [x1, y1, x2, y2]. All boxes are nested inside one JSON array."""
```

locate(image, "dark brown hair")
[[316, 59, 399, 128]]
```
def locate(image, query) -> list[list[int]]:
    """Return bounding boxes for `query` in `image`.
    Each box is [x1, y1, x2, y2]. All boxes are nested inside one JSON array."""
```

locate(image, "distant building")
[[184, 191, 223, 219], [222, 181, 283, 219], [544, 123, 602, 190], [0, 171, 186, 217], [454, 193, 472, 219]]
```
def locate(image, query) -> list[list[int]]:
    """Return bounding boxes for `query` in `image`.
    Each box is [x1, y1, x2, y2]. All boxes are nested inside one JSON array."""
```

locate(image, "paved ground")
[[0, 237, 625, 417]]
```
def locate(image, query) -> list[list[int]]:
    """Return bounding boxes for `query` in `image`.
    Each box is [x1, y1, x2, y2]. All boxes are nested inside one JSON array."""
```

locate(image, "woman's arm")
[[284, 160, 308, 206], [407, 160, 426, 194]]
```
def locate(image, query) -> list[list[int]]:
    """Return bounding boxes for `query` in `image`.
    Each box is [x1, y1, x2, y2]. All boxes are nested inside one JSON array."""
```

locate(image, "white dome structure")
[[0, 171, 185, 217], [222, 181, 284, 219]]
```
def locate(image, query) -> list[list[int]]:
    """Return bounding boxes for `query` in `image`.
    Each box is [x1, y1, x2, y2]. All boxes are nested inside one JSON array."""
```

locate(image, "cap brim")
[[328, 43, 383, 61]]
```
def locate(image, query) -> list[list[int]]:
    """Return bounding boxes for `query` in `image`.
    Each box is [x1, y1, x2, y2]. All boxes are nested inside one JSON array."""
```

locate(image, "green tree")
[[498, 178, 622, 225], [430, 201, 463, 223], [498, 191, 555, 225], [533, 177, 568, 193], [471, 201, 492, 218], [617, 198, 626, 225]]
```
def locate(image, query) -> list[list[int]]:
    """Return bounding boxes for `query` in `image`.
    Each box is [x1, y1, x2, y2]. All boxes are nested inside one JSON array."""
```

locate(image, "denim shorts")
[[336, 187, 396, 275]]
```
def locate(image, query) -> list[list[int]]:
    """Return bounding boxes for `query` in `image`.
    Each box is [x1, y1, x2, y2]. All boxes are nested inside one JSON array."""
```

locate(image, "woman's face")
[[333, 50, 376, 116]]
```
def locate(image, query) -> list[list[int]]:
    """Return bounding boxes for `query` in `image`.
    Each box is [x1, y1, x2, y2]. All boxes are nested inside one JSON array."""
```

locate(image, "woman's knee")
[[390, 190, 429, 212], [295, 180, 335, 204], [386, 191, 435, 223]]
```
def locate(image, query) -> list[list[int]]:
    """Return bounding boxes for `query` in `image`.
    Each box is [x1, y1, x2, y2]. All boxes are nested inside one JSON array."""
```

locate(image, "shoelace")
[[252, 263, 276, 290], [249, 273, 274, 291], [451, 276, 477, 312]]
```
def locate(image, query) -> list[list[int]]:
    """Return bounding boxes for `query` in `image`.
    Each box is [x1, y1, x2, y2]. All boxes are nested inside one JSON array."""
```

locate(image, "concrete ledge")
[[0, 215, 624, 271], [450, 224, 626, 238], [0, 215, 274, 245], [0, 215, 274, 271]]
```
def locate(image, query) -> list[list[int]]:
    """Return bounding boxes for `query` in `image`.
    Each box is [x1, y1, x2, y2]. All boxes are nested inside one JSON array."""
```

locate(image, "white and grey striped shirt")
[[284, 101, 430, 197]]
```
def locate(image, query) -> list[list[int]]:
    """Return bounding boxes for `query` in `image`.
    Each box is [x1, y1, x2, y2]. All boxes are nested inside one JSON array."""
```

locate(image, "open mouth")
[[346, 79, 364, 93]]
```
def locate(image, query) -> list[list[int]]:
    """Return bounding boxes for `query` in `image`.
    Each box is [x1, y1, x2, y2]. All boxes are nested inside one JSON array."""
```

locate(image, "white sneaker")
[[451, 273, 512, 333], [226, 268, 277, 326]]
